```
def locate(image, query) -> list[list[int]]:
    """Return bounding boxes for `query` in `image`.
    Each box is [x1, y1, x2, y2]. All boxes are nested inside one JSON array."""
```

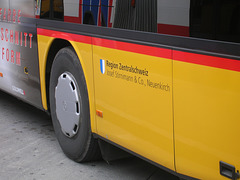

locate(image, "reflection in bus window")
[[40, 0, 63, 20], [190, 0, 240, 43], [113, 0, 157, 33], [35, 0, 41, 17], [40, 0, 50, 19], [53, 0, 64, 20], [48, 0, 240, 43]]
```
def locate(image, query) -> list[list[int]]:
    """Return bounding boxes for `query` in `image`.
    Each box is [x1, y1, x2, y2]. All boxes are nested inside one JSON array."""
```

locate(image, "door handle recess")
[[220, 161, 240, 180]]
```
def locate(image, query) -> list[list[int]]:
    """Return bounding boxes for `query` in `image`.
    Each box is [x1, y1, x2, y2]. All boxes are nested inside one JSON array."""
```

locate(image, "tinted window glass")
[[112, 0, 240, 43], [44, 0, 240, 43], [216, 0, 240, 43], [190, 0, 240, 43], [53, 0, 63, 20], [35, 0, 41, 17], [190, 0, 215, 39], [40, 0, 50, 19], [40, 0, 63, 20], [113, 0, 157, 33]]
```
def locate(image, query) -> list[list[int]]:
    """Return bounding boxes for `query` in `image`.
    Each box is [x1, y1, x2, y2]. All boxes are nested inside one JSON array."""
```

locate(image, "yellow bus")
[[0, 0, 239, 179]]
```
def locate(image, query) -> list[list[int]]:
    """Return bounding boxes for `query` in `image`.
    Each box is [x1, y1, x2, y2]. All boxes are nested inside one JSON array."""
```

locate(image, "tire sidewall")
[[49, 47, 91, 161]]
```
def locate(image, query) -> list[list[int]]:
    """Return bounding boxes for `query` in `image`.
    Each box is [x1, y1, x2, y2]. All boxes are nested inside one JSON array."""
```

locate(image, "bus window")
[[35, 0, 41, 17], [217, 0, 240, 43], [40, 0, 63, 20], [40, 0, 50, 19], [113, 0, 157, 33], [111, 0, 240, 43], [190, 0, 240, 43], [53, 0, 63, 20], [83, 11, 95, 25], [61, 0, 114, 26], [190, 0, 215, 39]]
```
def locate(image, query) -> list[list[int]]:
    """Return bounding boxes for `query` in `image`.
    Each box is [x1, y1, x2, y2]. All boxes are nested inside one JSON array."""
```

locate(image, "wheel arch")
[[44, 38, 72, 112], [40, 36, 97, 133]]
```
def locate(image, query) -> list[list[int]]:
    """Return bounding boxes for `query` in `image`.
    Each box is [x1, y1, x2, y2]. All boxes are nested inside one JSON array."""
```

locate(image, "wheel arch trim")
[[37, 29, 97, 132]]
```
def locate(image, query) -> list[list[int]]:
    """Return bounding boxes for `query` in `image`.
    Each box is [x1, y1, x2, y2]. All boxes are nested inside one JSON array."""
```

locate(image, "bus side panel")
[[36, 34, 54, 110], [73, 40, 97, 133], [37, 31, 97, 133], [0, 0, 42, 109], [93, 38, 175, 170], [173, 51, 240, 179]]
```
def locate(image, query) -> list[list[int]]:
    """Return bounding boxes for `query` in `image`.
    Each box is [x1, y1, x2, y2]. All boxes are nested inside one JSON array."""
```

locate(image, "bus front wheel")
[[49, 47, 101, 162]]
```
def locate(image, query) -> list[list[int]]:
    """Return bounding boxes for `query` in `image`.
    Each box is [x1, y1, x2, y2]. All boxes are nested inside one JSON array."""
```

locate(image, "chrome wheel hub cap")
[[55, 72, 81, 138]]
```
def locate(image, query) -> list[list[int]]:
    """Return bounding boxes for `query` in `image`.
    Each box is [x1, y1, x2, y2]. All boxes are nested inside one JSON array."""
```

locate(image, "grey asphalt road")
[[0, 90, 180, 180]]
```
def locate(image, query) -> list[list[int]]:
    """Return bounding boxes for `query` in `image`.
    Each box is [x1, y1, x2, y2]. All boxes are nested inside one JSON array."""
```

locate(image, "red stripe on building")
[[108, 0, 113, 27], [64, 16, 80, 23], [173, 50, 240, 72], [98, 1, 101, 26], [79, 0, 82, 24], [37, 28, 92, 44], [158, 23, 189, 37], [93, 37, 172, 59]]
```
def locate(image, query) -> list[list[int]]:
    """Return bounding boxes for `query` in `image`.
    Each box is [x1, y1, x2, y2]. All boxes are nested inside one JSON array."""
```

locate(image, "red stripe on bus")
[[37, 28, 240, 72], [37, 28, 92, 44], [37, 28, 171, 59], [174, 50, 240, 72], [92, 37, 172, 59]]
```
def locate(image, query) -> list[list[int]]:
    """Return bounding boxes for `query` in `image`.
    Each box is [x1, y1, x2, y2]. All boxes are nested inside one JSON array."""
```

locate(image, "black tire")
[[49, 47, 101, 162]]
